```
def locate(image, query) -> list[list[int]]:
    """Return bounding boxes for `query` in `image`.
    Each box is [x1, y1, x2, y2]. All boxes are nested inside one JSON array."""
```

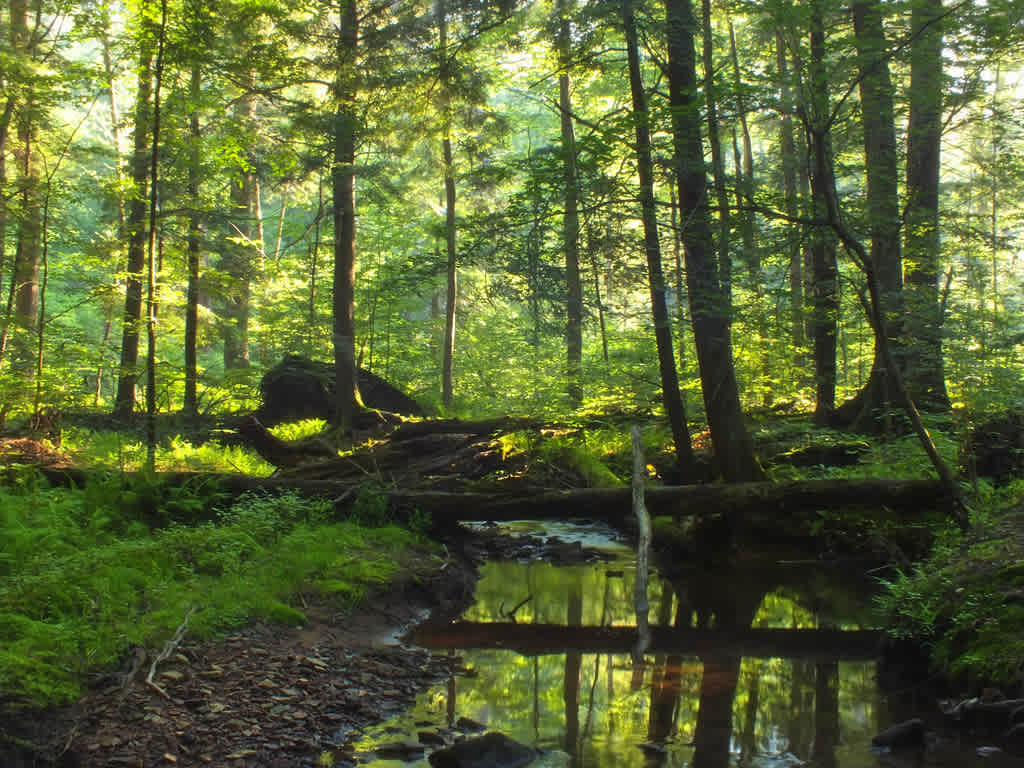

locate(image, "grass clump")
[[0, 476, 427, 712]]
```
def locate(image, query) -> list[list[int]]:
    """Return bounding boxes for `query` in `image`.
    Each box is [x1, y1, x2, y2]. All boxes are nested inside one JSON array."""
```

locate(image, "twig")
[[145, 606, 197, 698]]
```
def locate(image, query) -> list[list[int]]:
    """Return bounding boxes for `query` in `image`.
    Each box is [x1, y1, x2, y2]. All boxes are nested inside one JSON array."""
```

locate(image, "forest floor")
[[2, 503, 484, 768]]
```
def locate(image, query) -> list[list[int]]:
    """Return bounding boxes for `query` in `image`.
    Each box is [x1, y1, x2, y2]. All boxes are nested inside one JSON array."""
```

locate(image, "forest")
[[1, 0, 1023, 763]]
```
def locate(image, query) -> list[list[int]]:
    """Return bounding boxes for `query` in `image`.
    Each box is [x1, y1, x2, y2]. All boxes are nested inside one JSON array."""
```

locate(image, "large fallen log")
[[389, 478, 950, 526], [32, 468, 948, 529], [407, 621, 882, 660]]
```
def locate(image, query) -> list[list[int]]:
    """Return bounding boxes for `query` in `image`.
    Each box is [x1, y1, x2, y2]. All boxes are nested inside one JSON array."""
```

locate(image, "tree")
[[832, 0, 905, 432], [557, 0, 583, 408], [438, 0, 458, 409], [113, 20, 154, 419], [663, 0, 763, 482], [621, 0, 694, 479], [903, 0, 950, 411], [805, 0, 839, 423], [333, 0, 361, 437]]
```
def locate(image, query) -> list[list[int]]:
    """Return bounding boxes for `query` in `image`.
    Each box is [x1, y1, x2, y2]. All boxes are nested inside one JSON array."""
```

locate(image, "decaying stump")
[[968, 409, 1024, 485]]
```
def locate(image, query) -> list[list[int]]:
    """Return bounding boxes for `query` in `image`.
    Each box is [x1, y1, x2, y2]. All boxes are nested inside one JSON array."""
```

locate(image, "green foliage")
[[0, 483, 421, 711], [496, 428, 628, 488], [62, 427, 274, 475], [875, 484, 1024, 683]]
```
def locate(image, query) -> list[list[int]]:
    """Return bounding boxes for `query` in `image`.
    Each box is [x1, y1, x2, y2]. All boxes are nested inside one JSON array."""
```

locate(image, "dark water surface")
[[349, 522, 1022, 768]]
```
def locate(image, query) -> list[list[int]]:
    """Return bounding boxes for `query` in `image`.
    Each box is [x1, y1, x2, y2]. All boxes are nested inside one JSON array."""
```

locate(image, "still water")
[[353, 522, 1021, 768]]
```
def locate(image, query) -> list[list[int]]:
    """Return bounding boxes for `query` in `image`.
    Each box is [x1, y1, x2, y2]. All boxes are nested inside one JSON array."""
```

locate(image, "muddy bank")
[[0, 533, 483, 768]]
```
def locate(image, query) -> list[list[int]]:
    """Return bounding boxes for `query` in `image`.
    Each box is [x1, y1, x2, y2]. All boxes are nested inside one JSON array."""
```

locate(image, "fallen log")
[[389, 478, 950, 526], [407, 621, 882, 660], [31, 468, 948, 529]]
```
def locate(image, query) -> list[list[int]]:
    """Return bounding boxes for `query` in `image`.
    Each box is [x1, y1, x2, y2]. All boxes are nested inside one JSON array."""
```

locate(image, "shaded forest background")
[[1, 0, 1022, 434]]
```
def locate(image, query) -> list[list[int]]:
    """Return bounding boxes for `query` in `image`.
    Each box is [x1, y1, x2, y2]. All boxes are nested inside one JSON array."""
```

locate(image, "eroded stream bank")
[[4, 520, 1022, 768]]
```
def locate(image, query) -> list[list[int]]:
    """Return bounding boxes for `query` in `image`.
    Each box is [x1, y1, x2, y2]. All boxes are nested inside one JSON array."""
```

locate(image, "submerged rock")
[[871, 718, 927, 749], [428, 732, 540, 768]]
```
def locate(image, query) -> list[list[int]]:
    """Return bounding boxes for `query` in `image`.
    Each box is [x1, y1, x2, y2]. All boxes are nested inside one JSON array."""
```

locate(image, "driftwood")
[[408, 621, 882, 660]]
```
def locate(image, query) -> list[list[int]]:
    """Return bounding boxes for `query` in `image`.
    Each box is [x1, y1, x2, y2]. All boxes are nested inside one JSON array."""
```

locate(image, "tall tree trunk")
[[97, 18, 127, 402], [439, 1, 457, 409], [904, 0, 949, 411], [776, 31, 804, 357], [807, 1, 839, 423], [701, 0, 731, 304], [8, 0, 41, 373], [558, 0, 583, 408], [664, 0, 763, 483], [833, 0, 905, 432], [223, 76, 256, 370], [114, 39, 153, 419], [333, 0, 361, 437], [622, 0, 695, 480], [145, 0, 167, 469], [728, 18, 758, 283], [184, 64, 202, 418]]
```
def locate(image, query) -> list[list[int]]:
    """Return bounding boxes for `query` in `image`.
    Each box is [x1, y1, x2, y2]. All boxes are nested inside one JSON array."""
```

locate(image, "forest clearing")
[[2, 0, 1023, 764]]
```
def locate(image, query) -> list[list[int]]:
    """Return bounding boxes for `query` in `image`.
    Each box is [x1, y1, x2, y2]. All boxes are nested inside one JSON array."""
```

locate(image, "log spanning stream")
[[350, 522, 1018, 768]]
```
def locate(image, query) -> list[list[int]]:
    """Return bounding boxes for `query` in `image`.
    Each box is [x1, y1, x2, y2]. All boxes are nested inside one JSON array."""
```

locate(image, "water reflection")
[[354, 528, 1018, 768]]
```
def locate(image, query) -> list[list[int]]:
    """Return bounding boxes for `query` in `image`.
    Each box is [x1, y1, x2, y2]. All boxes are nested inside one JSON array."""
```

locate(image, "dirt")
[[1, 536, 482, 768]]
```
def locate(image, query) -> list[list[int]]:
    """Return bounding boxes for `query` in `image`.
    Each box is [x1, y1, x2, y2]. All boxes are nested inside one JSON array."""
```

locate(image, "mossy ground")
[[0, 465, 434, 713]]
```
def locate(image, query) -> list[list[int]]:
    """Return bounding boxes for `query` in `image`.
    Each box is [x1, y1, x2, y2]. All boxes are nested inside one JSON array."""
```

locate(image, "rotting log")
[[31, 468, 949, 528], [407, 621, 882, 660], [389, 478, 950, 526]]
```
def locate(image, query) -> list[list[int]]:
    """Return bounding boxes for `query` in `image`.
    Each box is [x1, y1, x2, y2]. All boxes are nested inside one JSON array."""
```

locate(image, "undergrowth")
[[0, 475, 429, 712], [875, 480, 1024, 685]]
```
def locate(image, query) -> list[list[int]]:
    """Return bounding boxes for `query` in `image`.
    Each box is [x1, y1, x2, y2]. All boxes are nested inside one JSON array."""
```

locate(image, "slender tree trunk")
[[114, 38, 153, 419], [664, 0, 763, 483], [701, 0, 731, 304], [439, 1, 457, 409], [223, 75, 256, 370], [832, 0, 905, 432], [8, 0, 41, 374], [807, 1, 839, 423], [145, 0, 168, 468], [904, 0, 949, 411], [622, 0, 694, 480], [558, 0, 583, 408], [333, 0, 361, 437], [776, 31, 804, 357], [97, 20, 127, 402], [183, 64, 202, 418], [728, 18, 757, 283]]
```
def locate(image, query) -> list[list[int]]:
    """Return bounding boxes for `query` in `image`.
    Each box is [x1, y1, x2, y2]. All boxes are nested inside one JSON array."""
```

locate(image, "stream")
[[343, 522, 1021, 768]]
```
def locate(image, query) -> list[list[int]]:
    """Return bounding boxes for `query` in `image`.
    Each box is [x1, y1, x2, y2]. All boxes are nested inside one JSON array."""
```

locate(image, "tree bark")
[[439, 2, 457, 409], [701, 0, 731, 303], [333, 0, 361, 437], [622, 0, 695, 479], [223, 74, 257, 370], [184, 64, 202, 418], [663, 0, 763, 482], [776, 31, 804, 356], [834, 0, 905, 432], [145, 0, 168, 469], [114, 35, 154, 419], [558, 0, 583, 408], [807, 1, 839, 423], [904, 0, 949, 411]]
